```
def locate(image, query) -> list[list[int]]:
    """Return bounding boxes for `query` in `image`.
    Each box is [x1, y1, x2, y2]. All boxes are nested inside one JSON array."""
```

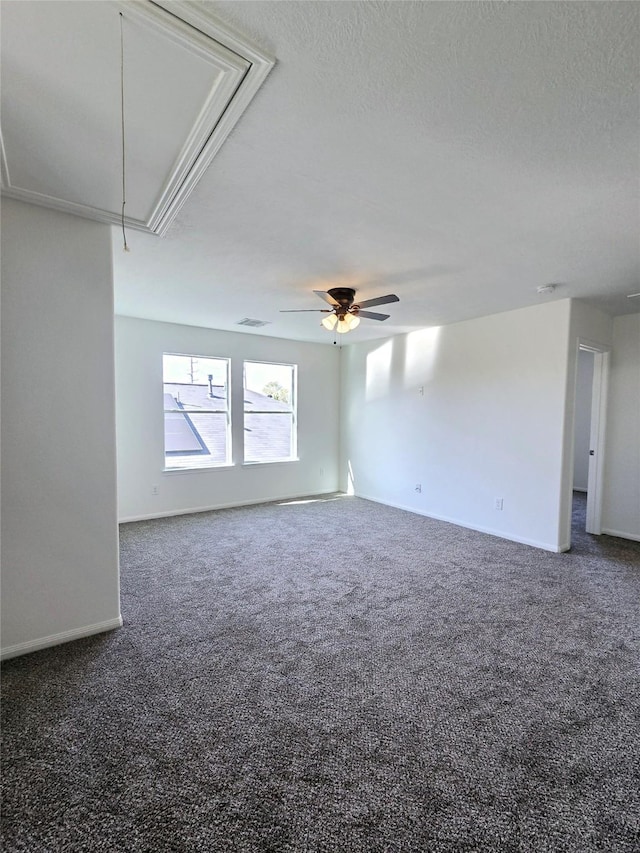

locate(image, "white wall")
[[340, 300, 572, 551], [1, 199, 121, 658], [602, 313, 640, 541], [573, 349, 594, 491], [115, 316, 341, 520]]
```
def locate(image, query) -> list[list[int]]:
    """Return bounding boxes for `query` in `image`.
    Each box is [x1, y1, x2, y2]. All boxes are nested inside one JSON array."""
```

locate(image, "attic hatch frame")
[[0, 0, 274, 237]]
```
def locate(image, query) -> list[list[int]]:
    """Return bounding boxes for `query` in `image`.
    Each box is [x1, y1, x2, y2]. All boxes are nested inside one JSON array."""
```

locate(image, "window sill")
[[162, 459, 300, 473], [242, 458, 299, 467], [163, 463, 234, 474]]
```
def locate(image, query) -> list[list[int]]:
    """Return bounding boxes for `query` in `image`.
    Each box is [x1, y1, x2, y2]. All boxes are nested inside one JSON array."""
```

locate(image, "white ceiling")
[[3, 1, 639, 344]]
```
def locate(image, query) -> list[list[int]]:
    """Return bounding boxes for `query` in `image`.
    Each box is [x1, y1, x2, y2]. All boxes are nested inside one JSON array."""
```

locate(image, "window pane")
[[244, 413, 293, 462], [243, 361, 297, 462], [164, 410, 204, 454], [244, 362, 294, 407], [163, 354, 230, 469]]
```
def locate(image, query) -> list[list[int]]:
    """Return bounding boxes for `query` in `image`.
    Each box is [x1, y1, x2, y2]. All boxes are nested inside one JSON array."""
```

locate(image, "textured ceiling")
[[7, 1, 640, 343]]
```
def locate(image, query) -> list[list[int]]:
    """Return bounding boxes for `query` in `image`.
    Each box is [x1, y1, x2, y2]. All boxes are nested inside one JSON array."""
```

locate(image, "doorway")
[[571, 342, 610, 542], [573, 348, 593, 534]]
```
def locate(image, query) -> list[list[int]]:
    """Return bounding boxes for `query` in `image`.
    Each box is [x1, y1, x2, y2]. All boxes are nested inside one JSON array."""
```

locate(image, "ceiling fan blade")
[[356, 310, 390, 321], [355, 294, 399, 309], [314, 290, 340, 306], [280, 309, 331, 313]]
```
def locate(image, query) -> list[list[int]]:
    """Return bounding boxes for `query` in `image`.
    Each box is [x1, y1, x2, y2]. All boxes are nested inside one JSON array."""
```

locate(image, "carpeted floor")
[[2, 492, 639, 852]]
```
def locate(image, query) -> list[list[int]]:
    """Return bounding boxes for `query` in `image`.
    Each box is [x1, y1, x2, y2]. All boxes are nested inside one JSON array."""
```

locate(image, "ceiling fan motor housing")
[[327, 287, 357, 315]]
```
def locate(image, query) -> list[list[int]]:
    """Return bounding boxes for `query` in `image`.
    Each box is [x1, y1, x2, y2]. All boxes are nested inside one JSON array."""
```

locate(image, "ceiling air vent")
[[236, 318, 270, 328]]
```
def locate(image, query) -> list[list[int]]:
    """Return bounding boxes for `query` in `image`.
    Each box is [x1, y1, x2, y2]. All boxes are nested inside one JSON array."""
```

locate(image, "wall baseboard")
[[119, 489, 339, 524], [573, 487, 588, 493], [354, 492, 563, 553], [601, 528, 640, 543], [1, 616, 123, 661]]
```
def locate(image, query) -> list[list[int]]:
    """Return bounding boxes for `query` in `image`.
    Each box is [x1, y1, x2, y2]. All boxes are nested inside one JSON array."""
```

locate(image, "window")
[[163, 354, 230, 469], [243, 361, 297, 463]]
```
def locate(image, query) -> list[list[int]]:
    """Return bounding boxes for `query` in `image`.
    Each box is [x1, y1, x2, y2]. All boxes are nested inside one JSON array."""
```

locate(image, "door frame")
[[577, 338, 610, 536]]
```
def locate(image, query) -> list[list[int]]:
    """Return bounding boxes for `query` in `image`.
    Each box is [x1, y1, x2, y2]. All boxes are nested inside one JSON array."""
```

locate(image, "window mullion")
[[230, 356, 245, 466]]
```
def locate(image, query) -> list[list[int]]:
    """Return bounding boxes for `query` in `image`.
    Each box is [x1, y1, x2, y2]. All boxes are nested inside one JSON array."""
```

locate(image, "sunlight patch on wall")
[[365, 340, 394, 401], [403, 327, 442, 389], [347, 460, 355, 496]]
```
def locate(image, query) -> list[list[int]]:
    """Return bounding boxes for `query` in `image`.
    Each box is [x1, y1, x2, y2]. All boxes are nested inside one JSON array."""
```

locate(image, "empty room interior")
[[1, 1, 639, 851]]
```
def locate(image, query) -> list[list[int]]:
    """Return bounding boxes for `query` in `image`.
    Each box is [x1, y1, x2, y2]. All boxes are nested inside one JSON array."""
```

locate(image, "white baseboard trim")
[[119, 489, 339, 524], [1, 616, 123, 661], [573, 487, 588, 493], [354, 492, 563, 553], [602, 528, 640, 543]]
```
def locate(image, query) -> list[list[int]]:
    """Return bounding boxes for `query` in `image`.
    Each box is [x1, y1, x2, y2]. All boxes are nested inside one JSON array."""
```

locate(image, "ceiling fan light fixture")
[[335, 313, 360, 334], [288, 288, 399, 333]]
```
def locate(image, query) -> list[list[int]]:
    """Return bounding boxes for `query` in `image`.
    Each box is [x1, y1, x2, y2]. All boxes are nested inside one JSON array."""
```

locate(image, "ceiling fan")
[[281, 287, 399, 334]]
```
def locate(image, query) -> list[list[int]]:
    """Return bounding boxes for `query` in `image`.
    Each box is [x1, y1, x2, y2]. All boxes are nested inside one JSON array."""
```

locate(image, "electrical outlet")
[[152, 485, 159, 496], [418, 386, 424, 396], [494, 497, 503, 510], [415, 484, 422, 493]]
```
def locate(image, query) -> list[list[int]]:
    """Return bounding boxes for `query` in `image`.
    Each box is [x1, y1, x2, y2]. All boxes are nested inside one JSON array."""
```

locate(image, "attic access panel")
[[0, 0, 273, 235]]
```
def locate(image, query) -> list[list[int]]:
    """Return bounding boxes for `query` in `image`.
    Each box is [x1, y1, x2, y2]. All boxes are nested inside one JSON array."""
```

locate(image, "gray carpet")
[[2, 492, 639, 852]]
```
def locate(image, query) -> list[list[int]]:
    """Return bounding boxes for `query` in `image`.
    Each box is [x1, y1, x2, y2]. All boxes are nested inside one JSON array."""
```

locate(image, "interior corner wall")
[[115, 316, 341, 521], [573, 349, 594, 491], [340, 300, 572, 551], [602, 312, 640, 541], [1, 199, 121, 658]]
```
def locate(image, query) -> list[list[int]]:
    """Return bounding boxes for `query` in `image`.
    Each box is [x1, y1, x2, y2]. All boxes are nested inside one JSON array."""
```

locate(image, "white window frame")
[[243, 360, 298, 464], [162, 352, 231, 471]]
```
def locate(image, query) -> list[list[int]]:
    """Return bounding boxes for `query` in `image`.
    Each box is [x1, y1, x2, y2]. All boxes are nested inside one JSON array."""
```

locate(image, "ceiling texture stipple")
[[1, 0, 638, 344]]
